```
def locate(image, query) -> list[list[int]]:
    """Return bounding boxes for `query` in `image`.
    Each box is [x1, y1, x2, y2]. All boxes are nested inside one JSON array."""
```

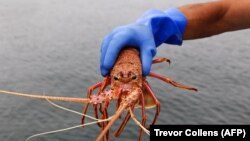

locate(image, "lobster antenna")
[[0, 90, 90, 103], [25, 124, 83, 141], [44, 94, 98, 121], [129, 107, 150, 135], [25, 116, 113, 141], [24, 91, 114, 141]]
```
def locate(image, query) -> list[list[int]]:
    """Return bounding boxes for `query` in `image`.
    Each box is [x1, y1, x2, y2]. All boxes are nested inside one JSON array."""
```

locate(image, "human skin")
[[100, 0, 250, 76], [180, 0, 250, 40]]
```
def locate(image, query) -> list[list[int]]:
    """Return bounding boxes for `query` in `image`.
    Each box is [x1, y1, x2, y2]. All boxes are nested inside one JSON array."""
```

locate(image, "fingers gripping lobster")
[[82, 47, 198, 141]]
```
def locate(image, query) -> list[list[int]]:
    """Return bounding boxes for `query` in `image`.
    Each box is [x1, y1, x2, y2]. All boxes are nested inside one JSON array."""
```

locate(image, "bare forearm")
[[179, 0, 250, 40]]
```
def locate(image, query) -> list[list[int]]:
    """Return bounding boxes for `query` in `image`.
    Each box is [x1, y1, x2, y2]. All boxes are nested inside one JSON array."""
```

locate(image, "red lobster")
[[81, 47, 197, 141], [0, 47, 197, 141]]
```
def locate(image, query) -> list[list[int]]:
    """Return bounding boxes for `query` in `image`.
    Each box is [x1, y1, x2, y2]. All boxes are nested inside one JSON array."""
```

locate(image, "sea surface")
[[0, 0, 249, 141]]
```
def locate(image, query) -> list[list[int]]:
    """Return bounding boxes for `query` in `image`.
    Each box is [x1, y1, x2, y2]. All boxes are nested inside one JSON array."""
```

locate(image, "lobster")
[[81, 47, 197, 141], [0, 47, 197, 141]]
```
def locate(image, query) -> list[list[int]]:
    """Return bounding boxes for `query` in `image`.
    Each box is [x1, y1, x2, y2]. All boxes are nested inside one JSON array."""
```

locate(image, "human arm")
[[180, 0, 250, 39], [100, 0, 250, 77]]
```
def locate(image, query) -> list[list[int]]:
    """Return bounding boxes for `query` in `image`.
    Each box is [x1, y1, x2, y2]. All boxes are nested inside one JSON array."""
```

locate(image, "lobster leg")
[[96, 88, 141, 141], [114, 99, 135, 137], [139, 89, 147, 141], [114, 90, 146, 141], [113, 87, 139, 137], [94, 104, 102, 127], [81, 81, 102, 126], [82, 77, 111, 127], [143, 81, 160, 125], [101, 101, 110, 141], [96, 103, 128, 141], [99, 77, 111, 115], [114, 112, 130, 137], [149, 72, 198, 91], [153, 57, 171, 65], [99, 77, 112, 129]]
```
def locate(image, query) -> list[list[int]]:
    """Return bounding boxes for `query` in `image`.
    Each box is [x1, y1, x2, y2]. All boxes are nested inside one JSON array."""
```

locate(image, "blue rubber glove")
[[100, 8, 187, 76]]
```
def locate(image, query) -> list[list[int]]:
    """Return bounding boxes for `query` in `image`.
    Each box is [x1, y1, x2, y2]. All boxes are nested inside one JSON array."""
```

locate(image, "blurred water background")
[[0, 0, 250, 141]]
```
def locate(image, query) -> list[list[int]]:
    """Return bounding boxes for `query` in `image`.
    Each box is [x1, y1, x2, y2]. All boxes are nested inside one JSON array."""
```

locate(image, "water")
[[0, 0, 250, 141]]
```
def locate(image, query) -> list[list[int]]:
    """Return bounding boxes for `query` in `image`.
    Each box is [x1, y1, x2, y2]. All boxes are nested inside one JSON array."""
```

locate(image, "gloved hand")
[[100, 8, 187, 76]]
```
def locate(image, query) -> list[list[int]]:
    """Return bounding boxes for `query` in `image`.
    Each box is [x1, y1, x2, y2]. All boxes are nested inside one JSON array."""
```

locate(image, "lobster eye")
[[114, 76, 119, 80], [132, 76, 137, 80]]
